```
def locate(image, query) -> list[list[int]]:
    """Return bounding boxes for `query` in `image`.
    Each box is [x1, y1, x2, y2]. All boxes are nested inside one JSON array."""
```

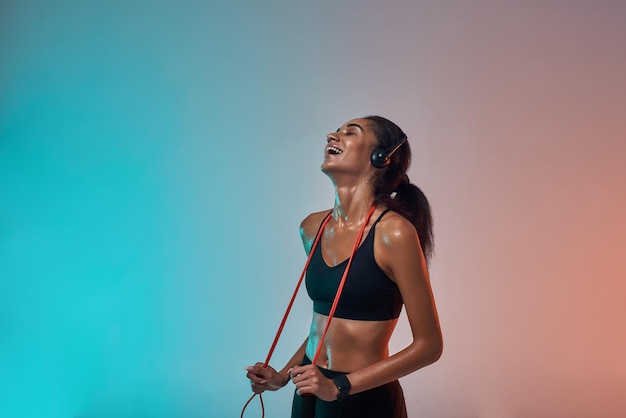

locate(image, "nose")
[[326, 133, 339, 143]]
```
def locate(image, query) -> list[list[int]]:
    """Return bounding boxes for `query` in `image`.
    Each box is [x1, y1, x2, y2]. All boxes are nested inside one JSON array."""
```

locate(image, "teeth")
[[327, 146, 342, 154]]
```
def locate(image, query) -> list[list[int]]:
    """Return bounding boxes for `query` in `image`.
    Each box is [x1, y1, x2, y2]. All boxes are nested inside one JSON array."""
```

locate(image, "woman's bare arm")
[[344, 212, 443, 394]]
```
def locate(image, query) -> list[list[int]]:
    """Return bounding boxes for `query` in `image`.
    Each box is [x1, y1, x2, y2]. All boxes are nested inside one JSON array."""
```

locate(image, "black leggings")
[[291, 355, 407, 418]]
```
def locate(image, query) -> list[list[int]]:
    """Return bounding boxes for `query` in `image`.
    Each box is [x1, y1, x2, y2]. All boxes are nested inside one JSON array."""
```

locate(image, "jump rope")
[[241, 205, 377, 418]]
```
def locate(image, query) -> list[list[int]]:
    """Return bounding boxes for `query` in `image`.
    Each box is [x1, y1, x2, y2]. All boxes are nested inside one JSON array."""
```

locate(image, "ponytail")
[[365, 115, 434, 264]]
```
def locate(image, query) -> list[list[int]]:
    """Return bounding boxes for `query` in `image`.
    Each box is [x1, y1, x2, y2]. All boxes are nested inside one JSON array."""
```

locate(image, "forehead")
[[337, 118, 371, 132]]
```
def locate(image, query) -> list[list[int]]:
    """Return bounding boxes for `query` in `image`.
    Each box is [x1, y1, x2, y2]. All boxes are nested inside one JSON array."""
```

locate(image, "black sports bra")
[[305, 210, 403, 321]]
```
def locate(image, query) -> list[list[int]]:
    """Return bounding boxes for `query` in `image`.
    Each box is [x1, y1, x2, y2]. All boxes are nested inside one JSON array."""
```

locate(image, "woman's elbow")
[[430, 335, 444, 363], [417, 333, 444, 366]]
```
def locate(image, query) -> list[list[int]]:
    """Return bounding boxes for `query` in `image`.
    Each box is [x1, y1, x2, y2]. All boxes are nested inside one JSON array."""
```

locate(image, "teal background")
[[2, 1, 626, 417]]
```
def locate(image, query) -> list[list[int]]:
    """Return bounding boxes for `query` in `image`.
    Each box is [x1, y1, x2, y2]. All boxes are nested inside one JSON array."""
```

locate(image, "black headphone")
[[370, 136, 408, 169]]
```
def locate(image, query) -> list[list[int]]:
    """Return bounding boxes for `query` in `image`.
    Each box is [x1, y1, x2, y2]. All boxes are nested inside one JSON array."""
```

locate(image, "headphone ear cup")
[[370, 149, 389, 168]]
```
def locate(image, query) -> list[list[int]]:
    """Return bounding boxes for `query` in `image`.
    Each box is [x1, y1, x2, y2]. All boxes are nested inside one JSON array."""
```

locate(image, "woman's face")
[[321, 118, 378, 177]]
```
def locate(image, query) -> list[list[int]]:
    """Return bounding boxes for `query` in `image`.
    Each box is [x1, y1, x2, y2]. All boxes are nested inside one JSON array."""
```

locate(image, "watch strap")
[[333, 374, 351, 401]]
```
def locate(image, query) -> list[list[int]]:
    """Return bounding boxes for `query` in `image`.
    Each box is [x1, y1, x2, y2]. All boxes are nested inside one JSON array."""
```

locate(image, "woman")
[[245, 116, 443, 417]]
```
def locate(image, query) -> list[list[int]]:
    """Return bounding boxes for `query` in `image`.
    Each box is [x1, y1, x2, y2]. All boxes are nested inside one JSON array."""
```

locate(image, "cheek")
[[349, 140, 373, 159]]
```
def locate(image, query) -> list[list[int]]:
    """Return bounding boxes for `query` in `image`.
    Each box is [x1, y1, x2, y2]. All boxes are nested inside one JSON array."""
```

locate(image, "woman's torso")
[[303, 208, 402, 372]]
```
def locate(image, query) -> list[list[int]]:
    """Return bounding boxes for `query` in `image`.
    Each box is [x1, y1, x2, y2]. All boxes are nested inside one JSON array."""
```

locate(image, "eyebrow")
[[336, 123, 365, 133]]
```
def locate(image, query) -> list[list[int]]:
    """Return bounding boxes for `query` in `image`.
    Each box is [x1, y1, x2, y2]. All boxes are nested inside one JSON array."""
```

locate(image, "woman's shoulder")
[[299, 209, 332, 240], [377, 209, 419, 242], [375, 209, 425, 271]]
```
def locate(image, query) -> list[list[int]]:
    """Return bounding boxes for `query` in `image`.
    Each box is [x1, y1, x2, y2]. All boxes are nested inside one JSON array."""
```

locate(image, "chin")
[[320, 162, 339, 174]]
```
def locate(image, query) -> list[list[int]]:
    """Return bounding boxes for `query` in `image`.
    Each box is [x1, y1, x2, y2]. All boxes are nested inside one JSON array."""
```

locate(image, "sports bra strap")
[[371, 208, 391, 228], [309, 210, 333, 254]]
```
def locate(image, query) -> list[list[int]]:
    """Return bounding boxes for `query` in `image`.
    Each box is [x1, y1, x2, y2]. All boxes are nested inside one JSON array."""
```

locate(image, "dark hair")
[[363, 115, 434, 264]]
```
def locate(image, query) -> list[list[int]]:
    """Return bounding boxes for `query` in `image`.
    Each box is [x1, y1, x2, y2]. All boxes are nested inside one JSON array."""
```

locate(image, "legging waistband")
[[302, 354, 348, 379]]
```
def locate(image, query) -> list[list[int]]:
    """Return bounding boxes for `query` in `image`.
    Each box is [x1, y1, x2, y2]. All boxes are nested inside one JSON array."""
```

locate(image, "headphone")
[[370, 135, 408, 168]]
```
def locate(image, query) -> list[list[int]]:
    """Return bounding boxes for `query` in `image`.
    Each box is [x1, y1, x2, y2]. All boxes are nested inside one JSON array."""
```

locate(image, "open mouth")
[[326, 145, 343, 155]]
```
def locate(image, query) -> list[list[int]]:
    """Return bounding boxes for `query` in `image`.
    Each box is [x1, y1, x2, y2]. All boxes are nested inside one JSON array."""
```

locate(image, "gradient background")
[[1, 1, 625, 417]]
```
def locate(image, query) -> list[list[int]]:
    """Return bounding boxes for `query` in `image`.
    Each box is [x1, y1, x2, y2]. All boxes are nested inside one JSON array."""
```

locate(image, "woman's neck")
[[332, 182, 375, 227]]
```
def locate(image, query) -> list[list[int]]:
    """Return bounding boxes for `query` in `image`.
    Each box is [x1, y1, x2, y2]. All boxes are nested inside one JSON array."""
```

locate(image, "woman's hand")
[[289, 364, 339, 402], [245, 363, 289, 394]]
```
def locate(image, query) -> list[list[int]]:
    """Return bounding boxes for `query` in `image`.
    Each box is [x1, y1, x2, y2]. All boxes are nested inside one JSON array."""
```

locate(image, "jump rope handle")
[[241, 206, 376, 418]]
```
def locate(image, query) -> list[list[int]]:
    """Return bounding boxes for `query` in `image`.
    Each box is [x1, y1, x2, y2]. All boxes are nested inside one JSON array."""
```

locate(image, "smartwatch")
[[333, 374, 351, 401]]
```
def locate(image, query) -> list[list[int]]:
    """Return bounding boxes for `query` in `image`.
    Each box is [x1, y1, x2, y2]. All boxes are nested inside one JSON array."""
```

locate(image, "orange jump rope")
[[241, 205, 376, 418]]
